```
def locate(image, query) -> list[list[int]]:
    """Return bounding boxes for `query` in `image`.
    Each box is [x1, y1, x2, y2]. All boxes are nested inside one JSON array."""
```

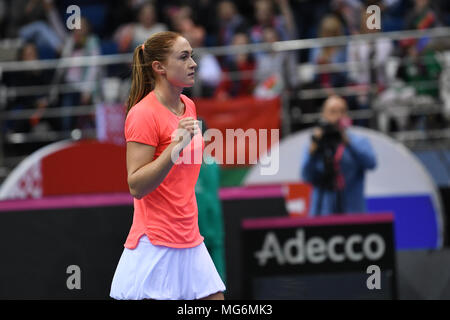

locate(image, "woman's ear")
[[152, 61, 166, 76]]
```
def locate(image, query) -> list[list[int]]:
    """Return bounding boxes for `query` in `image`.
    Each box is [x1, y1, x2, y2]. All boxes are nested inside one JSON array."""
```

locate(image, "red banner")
[[41, 140, 128, 196], [194, 96, 281, 167]]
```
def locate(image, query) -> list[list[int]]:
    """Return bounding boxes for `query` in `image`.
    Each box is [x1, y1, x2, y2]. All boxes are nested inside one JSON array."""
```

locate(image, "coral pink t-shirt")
[[124, 91, 204, 249]]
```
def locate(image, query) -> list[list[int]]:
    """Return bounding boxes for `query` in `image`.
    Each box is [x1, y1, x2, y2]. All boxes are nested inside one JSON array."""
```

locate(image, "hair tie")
[[141, 43, 145, 51]]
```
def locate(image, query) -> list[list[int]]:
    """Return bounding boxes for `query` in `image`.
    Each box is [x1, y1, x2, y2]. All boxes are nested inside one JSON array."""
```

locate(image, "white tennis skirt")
[[110, 235, 226, 300]]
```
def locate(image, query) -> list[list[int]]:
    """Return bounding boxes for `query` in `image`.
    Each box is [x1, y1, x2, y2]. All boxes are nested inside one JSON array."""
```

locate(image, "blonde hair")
[[319, 15, 344, 38]]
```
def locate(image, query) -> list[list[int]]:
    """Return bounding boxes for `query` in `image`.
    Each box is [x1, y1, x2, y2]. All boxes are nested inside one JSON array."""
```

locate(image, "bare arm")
[[127, 117, 199, 199], [43, 0, 68, 42], [276, 0, 297, 39], [127, 141, 180, 199]]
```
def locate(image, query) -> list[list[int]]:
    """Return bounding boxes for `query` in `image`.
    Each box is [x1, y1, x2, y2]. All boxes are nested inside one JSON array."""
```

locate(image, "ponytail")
[[126, 31, 181, 114], [126, 45, 154, 114]]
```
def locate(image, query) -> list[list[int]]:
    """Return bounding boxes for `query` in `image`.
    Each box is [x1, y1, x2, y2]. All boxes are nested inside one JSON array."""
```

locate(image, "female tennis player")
[[110, 31, 225, 300]]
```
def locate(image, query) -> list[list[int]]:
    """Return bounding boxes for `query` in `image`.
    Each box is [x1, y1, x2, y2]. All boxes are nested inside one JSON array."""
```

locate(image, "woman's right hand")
[[171, 117, 200, 149]]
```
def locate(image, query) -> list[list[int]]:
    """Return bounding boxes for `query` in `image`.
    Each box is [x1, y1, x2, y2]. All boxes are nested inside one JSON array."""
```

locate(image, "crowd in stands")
[[1, 0, 450, 135]]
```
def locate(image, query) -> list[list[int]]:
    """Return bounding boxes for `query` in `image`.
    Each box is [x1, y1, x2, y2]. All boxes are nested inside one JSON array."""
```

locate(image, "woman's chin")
[[183, 80, 195, 88], [169, 79, 195, 89]]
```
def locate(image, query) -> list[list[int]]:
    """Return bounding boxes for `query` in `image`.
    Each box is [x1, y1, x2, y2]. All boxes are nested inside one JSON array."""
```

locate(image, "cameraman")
[[300, 95, 377, 216]]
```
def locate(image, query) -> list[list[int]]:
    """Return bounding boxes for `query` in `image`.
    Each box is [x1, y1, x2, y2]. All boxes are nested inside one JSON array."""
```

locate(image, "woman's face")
[[74, 18, 89, 44], [158, 37, 197, 88], [415, 0, 429, 11], [139, 4, 156, 27], [255, 0, 272, 25], [22, 44, 38, 61], [218, 1, 235, 22], [262, 28, 278, 43], [322, 97, 348, 125], [232, 33, 249, 62]]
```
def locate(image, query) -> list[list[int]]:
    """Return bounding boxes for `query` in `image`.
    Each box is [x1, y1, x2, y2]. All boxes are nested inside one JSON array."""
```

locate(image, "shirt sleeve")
[[300, 143, 324, 184], [124, 106, 159, 147], [347, 135, 377, 170]]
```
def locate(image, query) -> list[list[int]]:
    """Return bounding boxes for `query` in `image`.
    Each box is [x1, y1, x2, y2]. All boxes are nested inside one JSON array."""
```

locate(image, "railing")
[[1, 26, 450, 178]]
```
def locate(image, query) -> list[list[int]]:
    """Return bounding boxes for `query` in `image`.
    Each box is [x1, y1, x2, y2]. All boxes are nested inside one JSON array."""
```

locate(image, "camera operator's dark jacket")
[[301, 131, 377, 216]]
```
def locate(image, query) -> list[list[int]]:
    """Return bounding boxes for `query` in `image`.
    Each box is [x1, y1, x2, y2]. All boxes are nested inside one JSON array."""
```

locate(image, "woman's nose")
[[190, 59, 197, 69]]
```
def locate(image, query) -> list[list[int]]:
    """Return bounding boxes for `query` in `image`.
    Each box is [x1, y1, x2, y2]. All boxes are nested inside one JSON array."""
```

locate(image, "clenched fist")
[[172, 117, 200, 149]]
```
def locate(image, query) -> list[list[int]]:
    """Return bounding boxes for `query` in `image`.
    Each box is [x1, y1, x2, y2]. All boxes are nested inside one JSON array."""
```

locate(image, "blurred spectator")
[[348, 10, 393, 89], [400, 0, 441, 50], [8, 0, 64, 58], [374, 1, 448, 132], [113, 2, 167, 53], [347, 9, 394, 125], [105, 0, 148, 38], [2, 0, 449, 138], [215, 1, 250, 69], [393, 0, 443, 130], [215, 32, 256, 99], [405, 0, 440, 31], [52, 0, 112, 38], [6, 0, 45, 37], [301, 95, 376, 216], [216, 0, 248, 47], [166, 4, 194, 33], [376, 0, 411, 32], [400, 0, 442, 89], [188, 0, 218, 44], [254, 27, 299, 98], [58, 17, 102, 131], [178, 14, 222, 97], [250, 0, 297, 44], [290, 0, 329, 63], [309, 14, 348, 90], [331, 0, 363, 35], [3, 42, 54, 134], [372, 81, 416, 133], [398, 47, 442, 129]]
